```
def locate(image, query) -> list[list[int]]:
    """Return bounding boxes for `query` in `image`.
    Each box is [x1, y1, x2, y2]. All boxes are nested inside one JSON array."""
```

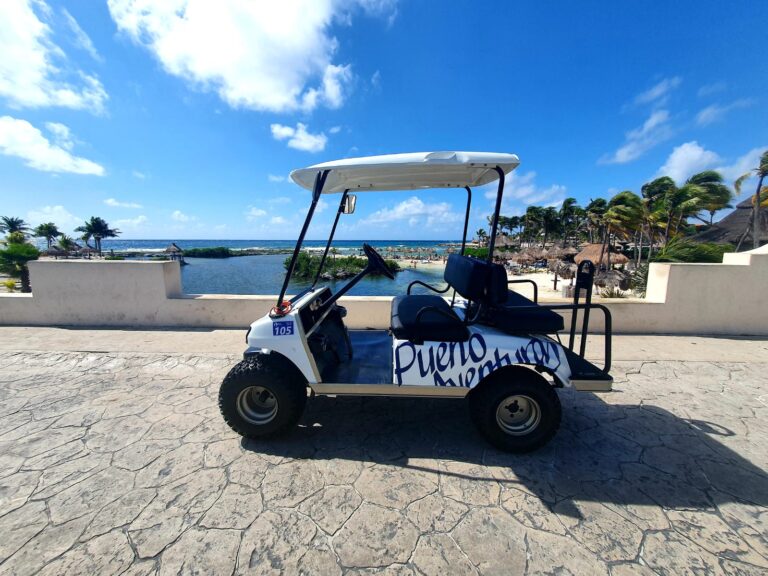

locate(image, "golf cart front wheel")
[[219, 356, 307, 438], [469, 371, 561, 453]]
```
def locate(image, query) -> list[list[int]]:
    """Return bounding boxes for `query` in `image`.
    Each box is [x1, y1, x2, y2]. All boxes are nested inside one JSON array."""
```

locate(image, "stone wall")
[[1, 245, 766, 335]]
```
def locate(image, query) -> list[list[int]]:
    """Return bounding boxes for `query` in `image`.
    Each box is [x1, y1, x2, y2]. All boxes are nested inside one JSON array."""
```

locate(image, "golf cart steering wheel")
[[363, 243, 395, 280]]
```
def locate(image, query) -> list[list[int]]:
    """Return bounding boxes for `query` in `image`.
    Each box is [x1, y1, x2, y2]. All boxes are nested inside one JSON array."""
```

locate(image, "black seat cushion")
[[486, 290, 564, 334], [390, 295, 469, 342], [444, 254, 507, 305]]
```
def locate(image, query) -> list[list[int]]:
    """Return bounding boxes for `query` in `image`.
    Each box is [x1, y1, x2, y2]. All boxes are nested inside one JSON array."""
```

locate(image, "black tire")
[[468, 369, 561, 453], [219, 354, 307, 438]]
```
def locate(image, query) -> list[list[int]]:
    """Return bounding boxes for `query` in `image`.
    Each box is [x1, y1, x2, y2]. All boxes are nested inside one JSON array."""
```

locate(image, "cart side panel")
[[392, 328, 572, 389]]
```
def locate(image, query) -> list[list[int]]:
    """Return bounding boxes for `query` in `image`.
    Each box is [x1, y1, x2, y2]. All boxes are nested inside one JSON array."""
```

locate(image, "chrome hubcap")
[[496, 394, 541, 436], [236, 386, 278, 425]]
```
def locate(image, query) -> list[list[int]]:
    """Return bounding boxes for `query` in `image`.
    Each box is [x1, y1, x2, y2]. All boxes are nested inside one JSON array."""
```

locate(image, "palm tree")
[[74, 217, 120, 255], [32, 222, 61, 249], [475, 228, 488, 246], [56, 234, 78, 253], [641, 177, 674, 261], [540, 207, 561, 247], [0, 238, 39, 292], [559, 198, 585, 246], [686, 171, 733, 225], [522, 206, 544, 246], [734, 150, 768, 249], [0, 216, 29, 235], [599, 191, 643, 268], [585, 199, 607, 244]]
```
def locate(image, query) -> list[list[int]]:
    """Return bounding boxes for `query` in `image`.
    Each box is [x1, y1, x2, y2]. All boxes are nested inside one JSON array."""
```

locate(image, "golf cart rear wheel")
[[219, 355, 307, 438], [469, 370, 561, 453]]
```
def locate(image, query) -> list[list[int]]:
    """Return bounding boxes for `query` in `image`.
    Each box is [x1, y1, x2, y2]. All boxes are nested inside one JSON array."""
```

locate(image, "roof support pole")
[[275, 170, 329, 312], [312, 189, 349, 288], [460, 186, 472, 256], [486, 166, 505, 263]]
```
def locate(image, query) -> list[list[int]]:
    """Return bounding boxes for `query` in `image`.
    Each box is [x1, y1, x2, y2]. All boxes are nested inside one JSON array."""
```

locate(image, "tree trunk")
[[754, 175, 764, 250], [20, 267, 31, 293], [736, 209, 753, 251], [636, 229, 643, 267], [597, 226, 609, 270]]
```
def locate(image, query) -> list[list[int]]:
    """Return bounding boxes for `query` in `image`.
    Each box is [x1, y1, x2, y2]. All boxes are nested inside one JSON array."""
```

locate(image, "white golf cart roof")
[[290, 151, 520, 193]]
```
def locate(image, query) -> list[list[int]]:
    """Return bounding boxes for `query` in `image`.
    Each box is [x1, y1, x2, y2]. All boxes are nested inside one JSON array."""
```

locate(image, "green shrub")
[[3, 279, 16, 292], [183, 247, 232, 258], [463, 247, 489, 259], [285, 252, 401, 280], [600, 285, 627, 298], [105, 255, 125, 260], [630, 264, 649, 297], [654, 238, 733, 263]]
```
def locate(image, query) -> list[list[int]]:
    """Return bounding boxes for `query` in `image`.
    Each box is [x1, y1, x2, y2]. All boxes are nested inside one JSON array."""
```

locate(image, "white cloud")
[[171, 209, 195, 222], [633, 77, 681, 107], [26, 205, 81, 229], [484, 171, 567, 209], [114, 215, 148, 229], [657, 141, 720, 184], [106, 0, 394, 113], [268, 174, 286, 183], [698, 82, 726, 97], [105, 198, 143, 209], [362, 196, 462, 228], [270, 122, 327, 152], [61, 8, 102, 62], [717, 146, 768, 186], [270, 215, 288, 225], [0, 116, 104, 175], [132, 170, 146, 179], [600, 109, 673, 164], [0, 0, 107, 112], [44, 121, 73, 150], [695, 99, 753, 126], [245, 207, 267, 220], [329, 126, 342, 134], [268, 196, 292, 205]]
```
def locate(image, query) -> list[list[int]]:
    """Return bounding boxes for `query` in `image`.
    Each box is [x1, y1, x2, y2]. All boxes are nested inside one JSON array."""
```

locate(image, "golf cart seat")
[[489, 290, 565, 334], [390, 294, 468, 342], [391, 254, 503, 342]]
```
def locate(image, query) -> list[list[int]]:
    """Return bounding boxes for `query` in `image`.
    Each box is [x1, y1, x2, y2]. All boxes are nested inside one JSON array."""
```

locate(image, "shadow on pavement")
[[243, 389, 768, 517]]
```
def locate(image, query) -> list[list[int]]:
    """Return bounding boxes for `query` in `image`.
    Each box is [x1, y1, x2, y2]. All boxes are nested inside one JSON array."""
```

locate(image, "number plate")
[[272, 321, 294, 336]]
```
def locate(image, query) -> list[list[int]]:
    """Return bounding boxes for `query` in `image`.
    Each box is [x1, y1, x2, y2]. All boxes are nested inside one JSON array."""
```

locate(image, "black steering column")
[[319, 243, 394, 311]]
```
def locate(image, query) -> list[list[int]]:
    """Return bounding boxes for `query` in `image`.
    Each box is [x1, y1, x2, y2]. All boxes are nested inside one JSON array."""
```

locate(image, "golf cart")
[[219, 152, 612, 452]]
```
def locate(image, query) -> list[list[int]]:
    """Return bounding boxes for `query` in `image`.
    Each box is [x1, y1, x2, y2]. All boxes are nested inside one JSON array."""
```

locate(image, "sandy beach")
[[402, 259, 567, 300]]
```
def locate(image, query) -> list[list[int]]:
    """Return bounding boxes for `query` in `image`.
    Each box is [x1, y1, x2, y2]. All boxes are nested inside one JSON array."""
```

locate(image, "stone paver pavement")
[[0, 346, 767, 575]]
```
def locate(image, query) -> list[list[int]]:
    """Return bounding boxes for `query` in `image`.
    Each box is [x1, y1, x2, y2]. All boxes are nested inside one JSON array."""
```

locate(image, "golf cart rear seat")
[[391, 254, 491, 342], [391, 254, 565, 342]]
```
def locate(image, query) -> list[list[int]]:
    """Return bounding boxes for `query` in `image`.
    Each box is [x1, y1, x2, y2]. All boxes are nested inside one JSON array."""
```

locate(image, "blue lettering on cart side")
[[394, 334, 561, 387], [272, 321, 294, 336]]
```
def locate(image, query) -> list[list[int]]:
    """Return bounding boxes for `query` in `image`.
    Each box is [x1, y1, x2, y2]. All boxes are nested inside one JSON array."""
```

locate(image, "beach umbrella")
[[546, 245, 579, 260], [43, 247, 66, 258]]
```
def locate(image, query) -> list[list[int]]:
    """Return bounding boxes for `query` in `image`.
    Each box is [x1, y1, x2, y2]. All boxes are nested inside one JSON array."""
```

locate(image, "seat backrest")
[[444, 254, 507, 305]]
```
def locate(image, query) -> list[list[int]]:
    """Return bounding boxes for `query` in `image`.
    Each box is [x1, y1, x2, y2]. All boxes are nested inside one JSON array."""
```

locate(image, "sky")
[[1, 0, 767, 240]]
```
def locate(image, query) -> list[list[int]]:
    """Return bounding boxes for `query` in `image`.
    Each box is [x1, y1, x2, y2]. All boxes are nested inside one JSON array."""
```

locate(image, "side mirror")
[[342, 194, 357, 214]]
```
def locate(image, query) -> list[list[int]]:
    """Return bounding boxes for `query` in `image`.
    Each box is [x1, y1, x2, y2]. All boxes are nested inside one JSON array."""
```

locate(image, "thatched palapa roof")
[[165, 243, 183, 254], [574, 243, 629, 266], [694, 198, 768, 246]]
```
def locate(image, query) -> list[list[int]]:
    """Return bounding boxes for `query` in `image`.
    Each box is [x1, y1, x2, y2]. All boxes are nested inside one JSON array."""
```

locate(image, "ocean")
[[95, 239, 455, 296]]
